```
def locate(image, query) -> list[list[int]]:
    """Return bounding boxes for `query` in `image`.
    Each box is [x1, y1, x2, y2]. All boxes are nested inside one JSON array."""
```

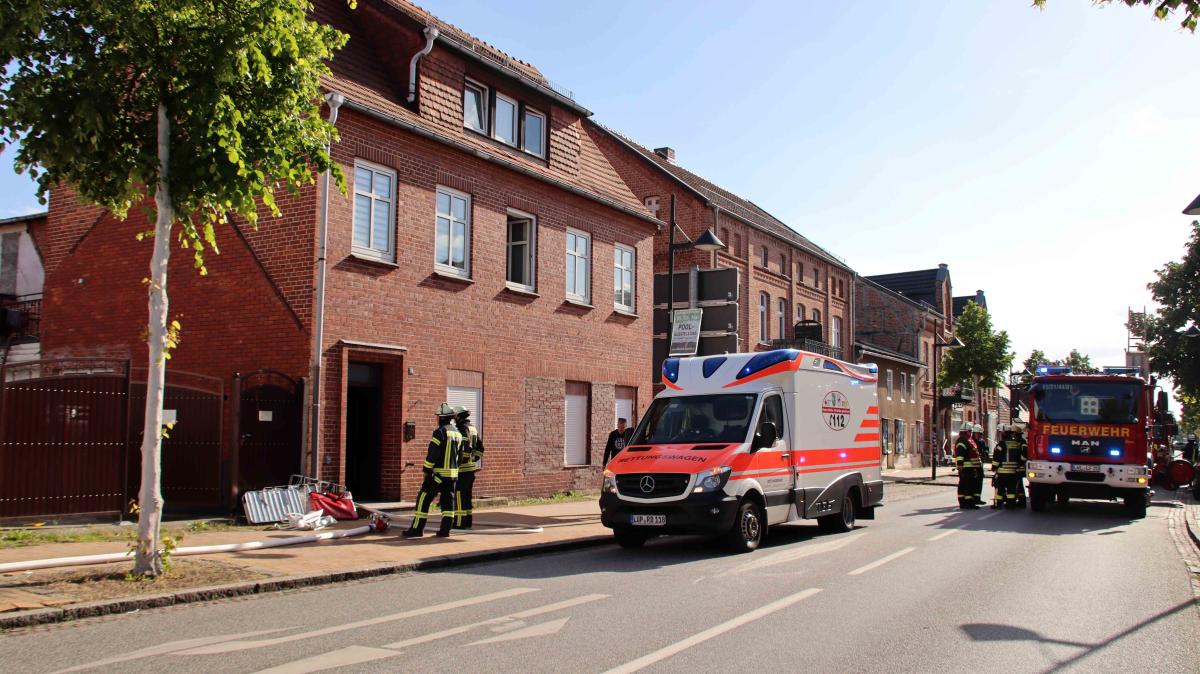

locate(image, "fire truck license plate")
[[630, 514, 666, 526], [1071, 464, 1101, 472]]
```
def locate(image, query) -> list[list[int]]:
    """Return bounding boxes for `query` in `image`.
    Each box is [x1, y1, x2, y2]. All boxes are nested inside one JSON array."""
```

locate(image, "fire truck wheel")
[[726, 499, 765, 553], [614, 528, 649, 549], [1123, 495, 1147, 519], [819, 491, 857, 534], [1029, 485, 1049, 512]]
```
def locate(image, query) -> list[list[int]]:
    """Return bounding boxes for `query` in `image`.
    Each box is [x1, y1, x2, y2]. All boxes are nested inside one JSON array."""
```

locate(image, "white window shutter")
[[447, 386, 482, 434], [565, 382, 589, 465]]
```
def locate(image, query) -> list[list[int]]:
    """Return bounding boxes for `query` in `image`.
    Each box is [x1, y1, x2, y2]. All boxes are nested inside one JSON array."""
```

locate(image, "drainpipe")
[[406, 26, 440, 104], [309, 91, 344, 479]]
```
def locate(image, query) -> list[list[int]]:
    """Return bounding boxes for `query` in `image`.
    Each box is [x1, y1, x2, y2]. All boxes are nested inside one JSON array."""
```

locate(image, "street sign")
[[669, 309, 703, 356]]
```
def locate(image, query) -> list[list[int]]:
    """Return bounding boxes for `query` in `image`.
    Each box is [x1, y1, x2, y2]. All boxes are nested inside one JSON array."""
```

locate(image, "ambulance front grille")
[[616, 473, 690, 498]]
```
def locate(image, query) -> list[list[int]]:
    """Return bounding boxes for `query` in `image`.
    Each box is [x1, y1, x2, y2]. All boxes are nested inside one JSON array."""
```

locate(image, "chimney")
[[654, 146, 675, 163], [938, 263, 948, 270]]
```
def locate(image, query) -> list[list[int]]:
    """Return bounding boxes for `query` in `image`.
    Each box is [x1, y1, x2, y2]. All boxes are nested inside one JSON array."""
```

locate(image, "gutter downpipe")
[[407, 26, 440, 104], [309, 91, 344, 479]]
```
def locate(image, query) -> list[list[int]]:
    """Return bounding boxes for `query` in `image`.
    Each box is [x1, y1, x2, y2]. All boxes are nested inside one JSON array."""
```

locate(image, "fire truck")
[[1021, 366, 1163, 518]]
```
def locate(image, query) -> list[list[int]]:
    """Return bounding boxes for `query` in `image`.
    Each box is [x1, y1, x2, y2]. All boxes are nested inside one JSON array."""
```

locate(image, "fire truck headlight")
[[693, 466, 732, 493], [1027, 471, 1038, 479], [603, 470, 618, 495], [1137, 476, 1147, 485]]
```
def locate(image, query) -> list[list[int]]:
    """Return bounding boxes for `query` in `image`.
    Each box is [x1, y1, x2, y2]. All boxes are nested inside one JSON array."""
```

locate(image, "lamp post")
[[930, 333, 965, 480], [665, 193, 724, 346]]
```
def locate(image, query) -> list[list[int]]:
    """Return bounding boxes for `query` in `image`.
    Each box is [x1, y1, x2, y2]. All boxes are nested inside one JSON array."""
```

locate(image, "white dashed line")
[[847, 547, 916, 575], [928, 528, 962, 541]]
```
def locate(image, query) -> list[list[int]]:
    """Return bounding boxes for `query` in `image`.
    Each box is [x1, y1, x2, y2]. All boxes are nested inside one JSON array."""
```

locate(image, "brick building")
[[37, 0, 658, 507], [589, 131, 855, 360]]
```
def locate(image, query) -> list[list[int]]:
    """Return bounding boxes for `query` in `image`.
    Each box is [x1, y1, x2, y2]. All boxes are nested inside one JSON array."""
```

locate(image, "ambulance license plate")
[[1071, 464, 1101, 472], [630, 514, 666, 526]]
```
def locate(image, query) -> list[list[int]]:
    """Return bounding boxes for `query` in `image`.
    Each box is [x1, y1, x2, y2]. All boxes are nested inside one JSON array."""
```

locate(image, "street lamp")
[[665, 193, 724, 342], [930, 334, 964, 480]]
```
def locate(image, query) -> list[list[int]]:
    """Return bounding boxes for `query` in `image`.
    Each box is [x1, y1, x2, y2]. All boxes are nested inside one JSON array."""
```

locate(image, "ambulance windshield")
[[1032, 382, 1140, 425], [631, 394, 758, 445]]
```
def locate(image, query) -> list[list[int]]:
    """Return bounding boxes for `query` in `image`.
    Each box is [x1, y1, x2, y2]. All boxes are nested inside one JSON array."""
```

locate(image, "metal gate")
[[233, 369, 304, 499], [0, 359, 131, 517]]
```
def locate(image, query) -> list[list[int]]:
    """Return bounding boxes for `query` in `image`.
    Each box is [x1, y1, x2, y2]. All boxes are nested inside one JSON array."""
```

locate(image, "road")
[[3, 483, 1198, 673]]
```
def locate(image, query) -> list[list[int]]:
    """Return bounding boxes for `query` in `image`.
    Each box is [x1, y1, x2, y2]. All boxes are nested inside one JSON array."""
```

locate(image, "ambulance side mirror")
[[753, 422, 778, 451]]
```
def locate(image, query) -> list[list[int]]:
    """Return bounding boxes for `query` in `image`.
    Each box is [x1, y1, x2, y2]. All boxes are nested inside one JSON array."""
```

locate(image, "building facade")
[[37, 0, 658, 508]]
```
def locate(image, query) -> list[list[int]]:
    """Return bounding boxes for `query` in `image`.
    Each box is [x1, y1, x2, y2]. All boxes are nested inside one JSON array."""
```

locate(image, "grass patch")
[[492, 490, 599, 508]]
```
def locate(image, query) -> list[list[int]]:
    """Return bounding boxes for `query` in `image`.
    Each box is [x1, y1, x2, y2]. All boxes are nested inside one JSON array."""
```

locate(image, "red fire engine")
[[1020, 366, 1187, 518]]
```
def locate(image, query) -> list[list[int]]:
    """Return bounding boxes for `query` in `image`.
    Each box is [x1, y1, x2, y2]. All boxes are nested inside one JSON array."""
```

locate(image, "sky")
[[2, 0, 1196, 385]]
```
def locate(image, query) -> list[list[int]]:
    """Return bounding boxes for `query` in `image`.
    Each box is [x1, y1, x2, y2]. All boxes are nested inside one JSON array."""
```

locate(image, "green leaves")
[[938, 301, 1015, 389], [1033, 0, 1200, 33], [1145, 220, 1200, 399]]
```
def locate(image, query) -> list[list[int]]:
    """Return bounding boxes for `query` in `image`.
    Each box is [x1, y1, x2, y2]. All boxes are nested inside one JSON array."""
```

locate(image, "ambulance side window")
[[758, 394, 785, 446]]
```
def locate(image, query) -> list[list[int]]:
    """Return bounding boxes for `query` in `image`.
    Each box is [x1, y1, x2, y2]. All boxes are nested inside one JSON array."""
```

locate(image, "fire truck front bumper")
[[1026, 461, 1150, 499]]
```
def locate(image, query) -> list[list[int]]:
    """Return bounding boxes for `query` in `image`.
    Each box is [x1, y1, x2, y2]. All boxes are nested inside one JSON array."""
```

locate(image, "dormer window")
[[464, 80, 488, 134], [522, 108, 546, 158], [494, 93, 517, 146]]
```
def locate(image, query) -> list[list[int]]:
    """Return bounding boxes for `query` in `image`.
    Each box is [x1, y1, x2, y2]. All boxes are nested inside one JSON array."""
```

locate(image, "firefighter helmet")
[[436, 402, 456, 417]]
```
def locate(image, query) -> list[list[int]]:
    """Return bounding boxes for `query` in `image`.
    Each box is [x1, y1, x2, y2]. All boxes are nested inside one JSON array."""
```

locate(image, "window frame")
[[899, 372, 907, 402], [521, 106, 547, 158], [777, 298, 786, 340], [887, 370, 894, 400], [565, 227, 591, 303], [463, 79, 489, 134], [505, 208, 537, 292], [759, 292, 769, 343], [760, 244, 769, 268], [613, 242, 636, 313], [812, 308, 821, 323], [351, 159, 396, 262], [492, 91, 519, 147], [831, 315, 842, 349], [435, 185, 472, 278]]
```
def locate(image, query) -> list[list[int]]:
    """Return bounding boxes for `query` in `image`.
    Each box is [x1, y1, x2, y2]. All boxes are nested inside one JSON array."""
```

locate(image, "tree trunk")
[[133, 103, 173, 578]]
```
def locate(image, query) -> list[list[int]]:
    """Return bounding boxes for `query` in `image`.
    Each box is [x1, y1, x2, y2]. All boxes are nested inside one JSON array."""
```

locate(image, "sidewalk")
[[0, 499, 609, 628], [882, 466, 959, 487]]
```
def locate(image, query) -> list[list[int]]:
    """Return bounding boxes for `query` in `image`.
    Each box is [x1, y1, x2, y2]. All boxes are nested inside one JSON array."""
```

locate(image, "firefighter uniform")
[[1011, 426, 1028, 507], [971, 424, 988, 501], [992, 426, 1023, 509], [454, 407, 485, 530], [955, 430, 983, 509], [403, 404, 463, 538]]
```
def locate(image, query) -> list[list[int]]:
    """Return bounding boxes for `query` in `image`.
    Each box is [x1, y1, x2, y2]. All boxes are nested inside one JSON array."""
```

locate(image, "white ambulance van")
[[601, 349, 883, 552]]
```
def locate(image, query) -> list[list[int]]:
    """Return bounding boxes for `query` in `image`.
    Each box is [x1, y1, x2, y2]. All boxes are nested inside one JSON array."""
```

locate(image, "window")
[[644, 196, 660, 218], [614, 244, 635, 312], [494, 93, 517, 146], [923, 343, 929, 364], [899, 373, 906, 401], [812, 308, 820, 323], [463, 81, 488, 133], [352, 161, 395, 261], [758, 394, 785, 447], [779, 253, 787, 275], [887, 370, 894, 399], [759, 292, 769, 342], [796, 303, 805, 322], [760, 245, 769, 268], [895, 420, 905, 455], [506, 210, 536, 290], [797, 262, 805, 283], [615, 386, 637, 427], [447, 385, 483, 434], [522, 107, 545, 157], [565, 229, 591, 302], [832, 316, 842, 348], [812, 267, 820, 289], [881, 417, 891, 453], [777, 298, 786, 339], [909, 375, 916, 401], [435, 187, 471, 277], [565, 381, 590, 465]]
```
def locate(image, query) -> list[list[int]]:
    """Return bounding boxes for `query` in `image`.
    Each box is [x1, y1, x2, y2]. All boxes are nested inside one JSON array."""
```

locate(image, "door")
[[345, 363, 382, 500], [237, 370, 302, 497], [752, 392, 794, 524], [615, 386, 636, 427]]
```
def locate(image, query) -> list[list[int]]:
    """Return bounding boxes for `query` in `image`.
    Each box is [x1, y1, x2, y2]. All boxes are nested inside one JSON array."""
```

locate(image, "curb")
[[0, 534, 612, 631], [1180, 491, 1200, 552], [883, 477, 959, 488]]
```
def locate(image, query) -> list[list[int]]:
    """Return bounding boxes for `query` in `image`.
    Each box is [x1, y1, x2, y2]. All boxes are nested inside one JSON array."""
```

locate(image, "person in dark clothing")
[[453, 406, 484, 530], [955, 427, 983, 509], [1184, 437, 1197, 464], [402, 403, 462, 538], [603, 418, 632, 466]]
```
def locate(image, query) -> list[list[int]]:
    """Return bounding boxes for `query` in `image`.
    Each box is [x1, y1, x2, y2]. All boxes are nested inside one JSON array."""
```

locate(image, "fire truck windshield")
[[631, 394, 758, 445], [1032, 381, 1140, 425]]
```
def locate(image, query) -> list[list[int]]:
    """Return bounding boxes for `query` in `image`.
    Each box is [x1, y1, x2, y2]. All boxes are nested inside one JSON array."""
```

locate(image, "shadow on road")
[[961, 598, 1196, 672]]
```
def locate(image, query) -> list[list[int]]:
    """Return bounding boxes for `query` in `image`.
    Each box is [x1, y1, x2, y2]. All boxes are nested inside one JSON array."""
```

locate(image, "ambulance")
[[601, 349, 884, 552]]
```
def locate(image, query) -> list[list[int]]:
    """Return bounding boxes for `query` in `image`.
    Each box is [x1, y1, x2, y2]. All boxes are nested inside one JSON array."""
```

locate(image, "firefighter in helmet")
[[402, 403, 462, 538], [1011, 422, 1029, 507], [955, 426, 983, 509], [991, 424, 1022, 509], [453, 405, 485, 529]]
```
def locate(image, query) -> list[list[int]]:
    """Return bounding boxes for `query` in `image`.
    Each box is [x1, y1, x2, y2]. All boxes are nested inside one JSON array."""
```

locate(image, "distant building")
[[0, 211, 45, 366]]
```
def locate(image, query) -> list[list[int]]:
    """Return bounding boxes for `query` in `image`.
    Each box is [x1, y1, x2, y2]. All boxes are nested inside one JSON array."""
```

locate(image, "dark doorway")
[[345, 362, 383, 500], [235, 369, 303, 497]]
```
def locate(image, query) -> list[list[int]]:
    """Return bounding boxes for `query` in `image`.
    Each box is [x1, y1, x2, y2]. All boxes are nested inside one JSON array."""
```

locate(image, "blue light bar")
[[1109, 448, 1122, 457], [736, 349, 800, 380], [702, 356, 727, 379], [662, 358, 680, 384], [1050, 446, 1063, 455], [1037, 365, 1072, 375], [1102, 367, 1141, 376]]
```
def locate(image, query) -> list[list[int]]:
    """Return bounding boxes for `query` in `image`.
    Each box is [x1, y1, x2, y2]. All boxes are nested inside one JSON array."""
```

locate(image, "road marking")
[[468, 616, 570, 645], [928, 528, 962, 541], [175, 587, 538, 655], [720, 531, 866, 577], [50, 628, 292, 673], [601, 588, 822, 674], [253, 646, 400, 674], [382, 593, 607, 650], [847, 547, 916, 575]]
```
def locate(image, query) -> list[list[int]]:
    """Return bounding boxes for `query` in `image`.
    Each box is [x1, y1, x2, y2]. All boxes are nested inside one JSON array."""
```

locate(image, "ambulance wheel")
[[1124, 495, 1147, 519], [614, 528, 648, 549], [726, 500, 765, 553], [818, 491, 856, 533]]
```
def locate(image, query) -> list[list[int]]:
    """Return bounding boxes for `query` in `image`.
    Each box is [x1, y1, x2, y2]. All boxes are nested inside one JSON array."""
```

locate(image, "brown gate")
[[0, 359, 131, 518], [233, 369, 304, 500]]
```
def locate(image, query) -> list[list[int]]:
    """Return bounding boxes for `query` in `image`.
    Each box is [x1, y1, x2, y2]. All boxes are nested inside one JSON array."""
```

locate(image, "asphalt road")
[[3, 482, 1198, 674]]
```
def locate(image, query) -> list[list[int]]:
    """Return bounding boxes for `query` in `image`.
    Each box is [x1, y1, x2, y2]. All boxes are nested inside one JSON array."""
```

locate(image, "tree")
[[0, 0, 348, 576], [1144, 220, 1200, 401], [1062, 349, 1099, 374], [939, 301, 1015, 391], [1033, 0, 1200, 32], [1022, 349, 1047, 378]]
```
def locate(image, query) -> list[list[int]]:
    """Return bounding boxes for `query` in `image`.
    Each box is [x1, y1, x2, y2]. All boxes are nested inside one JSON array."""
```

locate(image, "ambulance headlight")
[[693, 466, 732, 493], [603, 470, 618, 494]]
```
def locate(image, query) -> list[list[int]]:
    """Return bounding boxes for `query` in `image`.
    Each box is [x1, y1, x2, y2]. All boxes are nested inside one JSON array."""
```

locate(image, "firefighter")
[[955, 427, 983, 509], [1011, 422, 1029, 507], [991, 424, 1022, 509], [402, 403, 462, 538], [453, 405, 484, 530], [971, 424, 987, 504]]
